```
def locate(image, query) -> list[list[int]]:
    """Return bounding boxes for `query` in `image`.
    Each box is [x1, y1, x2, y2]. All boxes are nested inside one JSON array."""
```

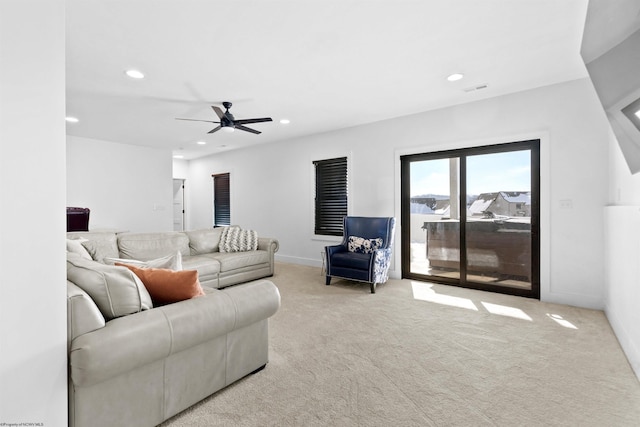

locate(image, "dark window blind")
[[212, 173, 230, 227], [314, 157, 348, 236]]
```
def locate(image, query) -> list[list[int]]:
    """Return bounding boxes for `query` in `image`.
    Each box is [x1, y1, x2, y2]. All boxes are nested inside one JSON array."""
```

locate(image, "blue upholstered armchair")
[[325, 216, 396, 293]]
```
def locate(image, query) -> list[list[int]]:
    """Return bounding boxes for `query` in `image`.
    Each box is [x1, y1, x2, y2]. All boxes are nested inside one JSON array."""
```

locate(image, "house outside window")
[[212, 173, 230, 227], [313, 157, 348, 236]]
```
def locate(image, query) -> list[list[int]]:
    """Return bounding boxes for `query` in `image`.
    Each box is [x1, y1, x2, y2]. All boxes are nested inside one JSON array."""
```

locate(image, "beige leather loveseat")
[[66, 228, 280, 427]]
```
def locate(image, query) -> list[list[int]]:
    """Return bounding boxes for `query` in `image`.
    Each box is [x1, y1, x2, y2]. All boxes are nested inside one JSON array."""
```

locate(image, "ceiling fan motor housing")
[[221, 116, 234, 128], [221, 102, 235, 128]]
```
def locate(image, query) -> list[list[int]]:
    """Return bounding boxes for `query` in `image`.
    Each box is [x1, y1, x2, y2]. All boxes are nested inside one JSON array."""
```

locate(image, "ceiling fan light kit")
[[176, 101, 272, 135]]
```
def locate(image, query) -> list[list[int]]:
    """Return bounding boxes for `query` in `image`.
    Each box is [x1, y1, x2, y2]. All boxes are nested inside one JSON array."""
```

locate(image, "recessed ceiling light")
[[635, 109, 640, 119], [196, 141, 206, 145], [65, 116, 79, 123], [173, 154, 184, 159], [279, 119, 290, 124], [125, 69, 145, 79], [447, 73, 464, 82]]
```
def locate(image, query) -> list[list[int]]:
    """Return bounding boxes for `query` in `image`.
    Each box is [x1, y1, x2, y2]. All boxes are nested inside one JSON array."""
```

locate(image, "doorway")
[[173, 179, 185, 231], [401, 140, 540, 298]]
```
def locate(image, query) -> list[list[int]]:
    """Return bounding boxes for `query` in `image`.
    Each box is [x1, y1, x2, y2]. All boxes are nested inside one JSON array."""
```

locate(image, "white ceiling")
[[66, 0, 591, 160], [580, 0, 640, 64]]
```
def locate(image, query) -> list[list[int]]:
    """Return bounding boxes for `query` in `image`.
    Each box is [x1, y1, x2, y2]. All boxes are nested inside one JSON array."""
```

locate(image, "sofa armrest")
[[223, 279, 280, 329], [154, 288, 238, 354], [258, 237, 279, 254], [67, 281, 105, 349], [372, 247, 392, 260], [326, 244, 346, 258], [258, 237, 279, 276], [70, 307, 172, 387]]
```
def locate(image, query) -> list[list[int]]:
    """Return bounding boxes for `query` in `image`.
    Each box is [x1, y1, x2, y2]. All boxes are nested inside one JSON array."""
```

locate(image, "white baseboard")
[[541, 291, 604, 311], [275, 254, 402, 280], [605, 304, 640, 382], [275, 254, 322, 268]]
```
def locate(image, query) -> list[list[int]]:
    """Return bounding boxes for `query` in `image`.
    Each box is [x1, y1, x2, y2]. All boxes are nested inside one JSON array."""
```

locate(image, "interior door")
[[401, 140, 540, 298], [173, 179, 184, 231]]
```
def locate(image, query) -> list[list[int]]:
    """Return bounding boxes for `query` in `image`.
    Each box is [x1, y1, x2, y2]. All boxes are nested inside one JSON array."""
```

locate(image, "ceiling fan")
[[175, 101, 272, 134]]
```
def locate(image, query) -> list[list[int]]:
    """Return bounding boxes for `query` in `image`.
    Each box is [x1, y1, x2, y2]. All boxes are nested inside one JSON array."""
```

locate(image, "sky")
[[410, 149, 531, 197]]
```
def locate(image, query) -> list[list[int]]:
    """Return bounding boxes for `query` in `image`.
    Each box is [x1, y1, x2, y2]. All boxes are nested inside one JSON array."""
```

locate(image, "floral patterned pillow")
[[347, 236, 383, 254]]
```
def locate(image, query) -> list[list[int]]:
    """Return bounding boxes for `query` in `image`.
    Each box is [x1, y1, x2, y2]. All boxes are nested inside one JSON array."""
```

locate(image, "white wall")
[[0, 1, 67, 424], [604, 124, 640, 380], [185, 78, 609, 309], [582, 15, 640, 380], [173, 158, 189, 180], [67, 136, 174, 232], [608, 118, 640, 205]]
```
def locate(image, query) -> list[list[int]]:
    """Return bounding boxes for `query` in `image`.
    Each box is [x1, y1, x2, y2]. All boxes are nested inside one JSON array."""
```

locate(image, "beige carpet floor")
[[162, 262, 640, 426]]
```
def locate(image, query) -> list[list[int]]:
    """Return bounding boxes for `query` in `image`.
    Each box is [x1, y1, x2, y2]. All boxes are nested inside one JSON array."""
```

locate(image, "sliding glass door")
[[406, 156, 462, 279], [401, 140, 540, 298]]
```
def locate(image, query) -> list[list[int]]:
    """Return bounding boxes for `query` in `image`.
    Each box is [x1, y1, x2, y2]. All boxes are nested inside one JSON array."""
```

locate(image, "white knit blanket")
[[219, 226, 259, 252]]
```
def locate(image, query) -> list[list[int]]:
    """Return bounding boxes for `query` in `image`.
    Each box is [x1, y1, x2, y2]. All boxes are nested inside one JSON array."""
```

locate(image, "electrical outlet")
[[559, 199, 573, 209]]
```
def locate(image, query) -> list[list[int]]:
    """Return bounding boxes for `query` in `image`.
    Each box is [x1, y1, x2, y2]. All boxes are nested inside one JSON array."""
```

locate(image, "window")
[[212, 173, 230, 227], [313, 157, 348, 236]]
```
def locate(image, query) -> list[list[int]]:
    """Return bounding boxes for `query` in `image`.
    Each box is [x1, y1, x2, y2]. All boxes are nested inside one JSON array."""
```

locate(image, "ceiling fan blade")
[[175, 118, 220, 123], [233, 117, 273, 125], [235, 124, 261, 134], [208, 125, 222, 134], [212, 106, 225, 119]]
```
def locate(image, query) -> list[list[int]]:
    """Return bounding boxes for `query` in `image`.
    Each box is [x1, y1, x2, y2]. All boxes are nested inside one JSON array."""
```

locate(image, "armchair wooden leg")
[[370, 282, 376, 293], [326, 276, 331, 286]]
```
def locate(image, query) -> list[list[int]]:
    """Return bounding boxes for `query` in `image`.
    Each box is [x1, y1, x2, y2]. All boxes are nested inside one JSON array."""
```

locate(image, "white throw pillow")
[[103, 251, 183, 270], [67, 238, 92, 260], [80, 237, 120, 263], [219, 227, 258, 253], [347, 236, 383, 254]]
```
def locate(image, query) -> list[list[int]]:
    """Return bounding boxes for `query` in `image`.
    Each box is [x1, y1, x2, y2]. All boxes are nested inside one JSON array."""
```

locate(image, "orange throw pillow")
[[116, 263, 205, 304]]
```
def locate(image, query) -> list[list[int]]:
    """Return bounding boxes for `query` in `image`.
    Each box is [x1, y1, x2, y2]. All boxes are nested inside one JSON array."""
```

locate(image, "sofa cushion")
[[118, 232, 190, 260], [186, 228, 224, 255], [67, 256, 153, 320], [117, 264, 205, 305], [104, 251, 183, 270], [207, 250, 270, 272], [66, 232, 119, 263], [331, 251, 372, 270], [181, 255, 220, 281]]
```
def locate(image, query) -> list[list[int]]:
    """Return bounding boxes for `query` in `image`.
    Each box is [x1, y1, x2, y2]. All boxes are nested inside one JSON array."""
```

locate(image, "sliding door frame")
[[401, 139, 540, 299]]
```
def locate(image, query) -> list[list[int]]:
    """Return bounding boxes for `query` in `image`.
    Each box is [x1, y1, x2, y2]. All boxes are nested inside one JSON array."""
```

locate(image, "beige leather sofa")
[[68, 227, 279, 289], [66, 228, 281, 427]]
